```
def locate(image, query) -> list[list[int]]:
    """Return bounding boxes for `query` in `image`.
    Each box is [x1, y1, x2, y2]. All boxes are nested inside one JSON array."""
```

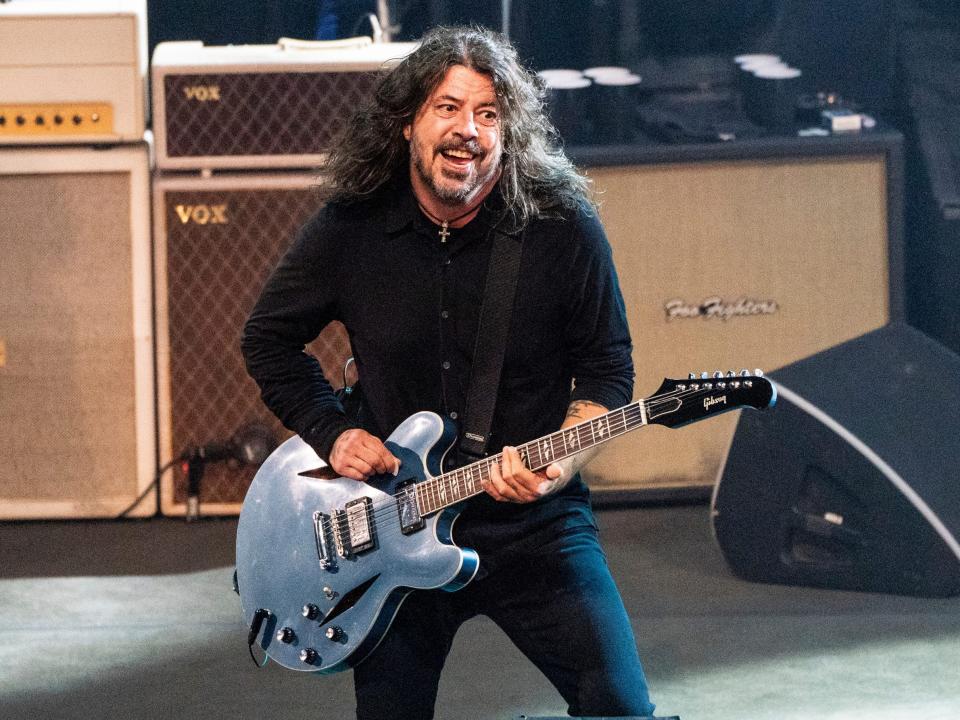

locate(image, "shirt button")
[[442, 360, 451, 370], [450, 412, 459, 420], [444, 258, 452, 266], [441, 309, 450, 319]]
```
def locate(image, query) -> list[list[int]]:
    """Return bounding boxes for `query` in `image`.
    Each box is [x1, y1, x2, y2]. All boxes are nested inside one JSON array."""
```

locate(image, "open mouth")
[[439, 147, 478, 168]]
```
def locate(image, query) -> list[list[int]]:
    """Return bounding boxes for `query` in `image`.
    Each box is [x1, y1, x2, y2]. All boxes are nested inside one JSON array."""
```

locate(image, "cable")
[[116, 457, 180, 519]]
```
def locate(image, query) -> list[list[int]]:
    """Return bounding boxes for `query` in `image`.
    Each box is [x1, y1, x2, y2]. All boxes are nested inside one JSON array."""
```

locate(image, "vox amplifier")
[[0, 144, 154, 518], [153, 171, 352, 516], [152, 38, 417, 171], [0, 0, 146, 145], [575, 132, 905, 498]]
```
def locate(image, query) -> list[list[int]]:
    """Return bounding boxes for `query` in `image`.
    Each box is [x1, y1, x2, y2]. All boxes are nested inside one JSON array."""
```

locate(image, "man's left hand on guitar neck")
[[483, 399, 606, 504]]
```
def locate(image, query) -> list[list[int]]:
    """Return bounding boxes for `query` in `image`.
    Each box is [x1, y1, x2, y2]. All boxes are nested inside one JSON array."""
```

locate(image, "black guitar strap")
[[458, 225, 524, 461]]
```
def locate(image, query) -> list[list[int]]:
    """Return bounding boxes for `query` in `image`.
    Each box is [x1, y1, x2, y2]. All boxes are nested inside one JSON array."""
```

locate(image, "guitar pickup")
[[333, 497, 375, 557], [397, 482, 424, 535]]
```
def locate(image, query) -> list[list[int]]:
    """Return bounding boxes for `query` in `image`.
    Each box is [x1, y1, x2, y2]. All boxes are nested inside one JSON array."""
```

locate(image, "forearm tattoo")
[[566, 399, 606, 422]]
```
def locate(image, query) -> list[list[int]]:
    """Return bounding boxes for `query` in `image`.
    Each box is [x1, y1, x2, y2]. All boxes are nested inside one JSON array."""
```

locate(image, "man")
[[241, 26, 656, 720]]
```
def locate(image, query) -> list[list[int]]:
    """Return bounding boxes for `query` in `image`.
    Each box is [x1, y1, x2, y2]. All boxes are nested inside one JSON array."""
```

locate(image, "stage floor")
[[1, 503, 958, 719]]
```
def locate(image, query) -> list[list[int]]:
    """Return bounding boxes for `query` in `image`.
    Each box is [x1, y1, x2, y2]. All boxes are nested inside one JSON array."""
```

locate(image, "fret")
[[595, 415, 610, 440], [539, 437, 554, 463], [417, 401, 651, 515], [579, 422, 591, 449], [423, 478, 435, 514]]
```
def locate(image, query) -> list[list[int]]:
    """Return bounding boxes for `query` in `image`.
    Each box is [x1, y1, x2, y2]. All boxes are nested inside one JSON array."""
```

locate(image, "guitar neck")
[[415, 400, 648, 516]]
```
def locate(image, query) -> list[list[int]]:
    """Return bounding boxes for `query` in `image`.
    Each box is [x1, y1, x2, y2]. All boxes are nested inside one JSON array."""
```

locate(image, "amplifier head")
[[0, 1, 146, 145], [152, 39, 417, 171]]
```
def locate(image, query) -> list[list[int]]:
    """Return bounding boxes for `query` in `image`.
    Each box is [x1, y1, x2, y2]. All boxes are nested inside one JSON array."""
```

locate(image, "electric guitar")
[[235, 371, 776, 673]]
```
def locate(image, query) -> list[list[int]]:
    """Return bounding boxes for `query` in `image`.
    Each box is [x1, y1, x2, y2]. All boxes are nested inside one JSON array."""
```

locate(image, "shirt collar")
[[383, 171, 523, 239]]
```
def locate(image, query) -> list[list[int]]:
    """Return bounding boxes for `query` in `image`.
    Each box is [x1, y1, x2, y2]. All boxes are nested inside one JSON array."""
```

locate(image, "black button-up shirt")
[[241, 175, 634, 544]]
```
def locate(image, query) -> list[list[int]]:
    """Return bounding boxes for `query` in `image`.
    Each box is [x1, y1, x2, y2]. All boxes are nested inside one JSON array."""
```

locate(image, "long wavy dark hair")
[[321, 26, 591, 224]]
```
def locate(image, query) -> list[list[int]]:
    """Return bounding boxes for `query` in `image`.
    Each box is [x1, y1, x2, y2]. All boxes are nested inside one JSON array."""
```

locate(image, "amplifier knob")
[[299, 648, 318, 664], [276, 627, 295, 644]]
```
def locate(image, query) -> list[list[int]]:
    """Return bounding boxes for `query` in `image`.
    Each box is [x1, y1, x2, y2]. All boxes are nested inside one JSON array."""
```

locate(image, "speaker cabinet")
[[0, 145, 154, 518], [579, 134, 904, 496], [712, 323, 960, 597], [154, 172, 350, 516]]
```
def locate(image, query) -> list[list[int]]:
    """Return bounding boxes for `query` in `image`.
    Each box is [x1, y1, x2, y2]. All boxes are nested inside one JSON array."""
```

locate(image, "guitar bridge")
[[332, 497, 375, 557], [313, 511, 334, 569]]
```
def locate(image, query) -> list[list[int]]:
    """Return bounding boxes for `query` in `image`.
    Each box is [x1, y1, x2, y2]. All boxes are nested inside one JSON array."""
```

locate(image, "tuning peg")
[[754, 368, 764, 377], [689, 373, 698, 380], [740, 369, 750, 377], [701, 371, 709, 380], [727, 370, 736, 378], [713, 370, 723, 379]]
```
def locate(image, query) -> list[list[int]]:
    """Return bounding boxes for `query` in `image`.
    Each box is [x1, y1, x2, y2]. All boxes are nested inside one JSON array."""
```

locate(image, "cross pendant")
[[438, 221, 450, 243]]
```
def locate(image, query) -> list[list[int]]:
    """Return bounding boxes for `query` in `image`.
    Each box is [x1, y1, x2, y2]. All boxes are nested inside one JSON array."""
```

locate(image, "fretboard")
[[415, 399, 648, 516]]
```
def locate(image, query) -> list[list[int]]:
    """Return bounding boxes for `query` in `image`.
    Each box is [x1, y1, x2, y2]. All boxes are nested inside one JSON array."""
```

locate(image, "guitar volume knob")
[[276, 627, 296, 644], [299, 648, 319, 664], [302, 603, 320, 620], [325, 626, 344, 641]]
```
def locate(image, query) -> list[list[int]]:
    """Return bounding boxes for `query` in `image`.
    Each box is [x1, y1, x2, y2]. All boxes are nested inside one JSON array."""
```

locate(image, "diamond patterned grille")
[[161, 183, 352, 508], [162, 71, 380, 160]]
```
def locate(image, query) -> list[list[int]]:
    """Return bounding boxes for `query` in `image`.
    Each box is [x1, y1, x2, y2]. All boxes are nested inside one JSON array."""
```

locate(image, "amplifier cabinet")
[[0, 144, 155, 518], [151, 39, 417, 171], [154, 172, 351, 516], [0, 1, 146, 145], [575, 133, 904, 497]]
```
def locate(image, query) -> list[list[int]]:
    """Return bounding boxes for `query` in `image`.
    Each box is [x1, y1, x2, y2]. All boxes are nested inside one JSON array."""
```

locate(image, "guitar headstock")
[[647, 369, 776, 428]]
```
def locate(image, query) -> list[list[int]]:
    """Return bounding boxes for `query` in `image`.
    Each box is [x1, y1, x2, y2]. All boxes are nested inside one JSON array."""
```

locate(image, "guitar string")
[[316, 381, 758, 540], [314, 381, 762, 538], [315, 381, 761, 538]]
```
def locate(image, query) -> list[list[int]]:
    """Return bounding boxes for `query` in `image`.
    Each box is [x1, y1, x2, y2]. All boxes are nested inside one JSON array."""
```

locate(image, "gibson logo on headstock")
[[704, 395, 727, 411], [174, 204, 229, 225], [665, 296, 779, 322], [183, 85, 221, 102]]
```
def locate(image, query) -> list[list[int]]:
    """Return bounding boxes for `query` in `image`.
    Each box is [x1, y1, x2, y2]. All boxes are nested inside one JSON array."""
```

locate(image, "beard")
[[410, 135, 500, 207]]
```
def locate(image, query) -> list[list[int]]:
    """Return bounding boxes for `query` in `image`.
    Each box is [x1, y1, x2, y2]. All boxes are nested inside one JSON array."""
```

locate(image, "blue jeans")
[[353, 522, 655, 719]]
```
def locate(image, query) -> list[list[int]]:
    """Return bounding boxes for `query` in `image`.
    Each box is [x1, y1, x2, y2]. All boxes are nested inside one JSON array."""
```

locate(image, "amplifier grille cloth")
[[163, 186, 350, 506], [162, 72, 379, 158], [0, 172, 137, 501]]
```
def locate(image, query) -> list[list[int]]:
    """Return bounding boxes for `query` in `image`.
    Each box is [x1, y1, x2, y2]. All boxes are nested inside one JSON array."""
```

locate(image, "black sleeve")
[[563, 204, 635, 411], [240, 206, 358, 461]]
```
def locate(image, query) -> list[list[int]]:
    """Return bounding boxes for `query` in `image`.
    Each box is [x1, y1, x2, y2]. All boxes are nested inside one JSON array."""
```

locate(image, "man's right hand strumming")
[[329, 428, 400, 481]]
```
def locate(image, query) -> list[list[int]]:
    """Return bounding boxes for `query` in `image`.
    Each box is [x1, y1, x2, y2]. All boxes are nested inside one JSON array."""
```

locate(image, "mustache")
[[436, 139, 483, 157]]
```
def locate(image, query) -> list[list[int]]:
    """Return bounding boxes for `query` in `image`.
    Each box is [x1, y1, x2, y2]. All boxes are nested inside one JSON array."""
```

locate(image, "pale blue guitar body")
[[236, 374, 774, 674], [236, 411, 478, 674]]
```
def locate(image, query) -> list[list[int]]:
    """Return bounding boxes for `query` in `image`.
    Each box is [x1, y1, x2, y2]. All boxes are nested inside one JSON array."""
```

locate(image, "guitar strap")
[[457, 223, 524, 461]]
